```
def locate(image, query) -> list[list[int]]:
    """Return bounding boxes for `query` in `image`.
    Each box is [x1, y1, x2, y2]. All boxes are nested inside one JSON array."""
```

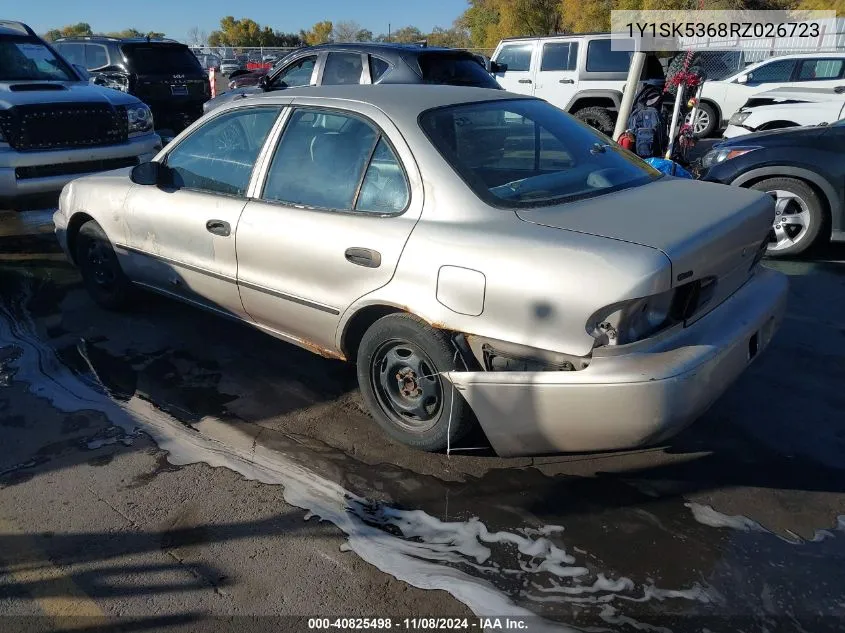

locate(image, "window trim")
[[257, 105, 412, 217], [269, 53, 321, 89], [795, 57, 845, 82], [368, 55, 392, 84], [317, 51, 368, 86], [159, 104, 284, 200]]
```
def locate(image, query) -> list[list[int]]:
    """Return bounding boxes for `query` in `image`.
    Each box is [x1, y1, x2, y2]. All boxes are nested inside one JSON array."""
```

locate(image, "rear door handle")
[[518, 79, 532, 84], [345, 247, 381, 268], [205, 219, 231, 237], [559, 78, 574, 84]]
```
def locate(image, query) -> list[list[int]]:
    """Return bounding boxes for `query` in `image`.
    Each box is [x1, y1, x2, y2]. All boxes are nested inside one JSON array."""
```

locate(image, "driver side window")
[[165, 107, 280, 196], [273, 56, 317, 88]]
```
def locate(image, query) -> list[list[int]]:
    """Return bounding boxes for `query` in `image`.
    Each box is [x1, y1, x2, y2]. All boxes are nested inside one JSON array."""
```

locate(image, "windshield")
[[420, 99, 660, 207], [0, 36, 76, 81], [122, 44, 203, 74]]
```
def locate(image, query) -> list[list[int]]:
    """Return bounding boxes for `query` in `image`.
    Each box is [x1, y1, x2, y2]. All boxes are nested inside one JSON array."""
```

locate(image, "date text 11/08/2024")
[[307, 618, 531, 630]]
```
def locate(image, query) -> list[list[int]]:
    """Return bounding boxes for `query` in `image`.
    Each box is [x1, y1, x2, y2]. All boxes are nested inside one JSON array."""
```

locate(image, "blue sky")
[[15, 0, 468, 42]]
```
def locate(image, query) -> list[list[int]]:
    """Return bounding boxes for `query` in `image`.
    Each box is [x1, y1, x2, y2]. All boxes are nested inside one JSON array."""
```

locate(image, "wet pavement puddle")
[[2, 262, 845, 632]]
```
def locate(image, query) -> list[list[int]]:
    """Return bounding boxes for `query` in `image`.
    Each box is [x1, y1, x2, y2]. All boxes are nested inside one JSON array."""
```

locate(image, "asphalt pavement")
[[1, 207, 844, 632]]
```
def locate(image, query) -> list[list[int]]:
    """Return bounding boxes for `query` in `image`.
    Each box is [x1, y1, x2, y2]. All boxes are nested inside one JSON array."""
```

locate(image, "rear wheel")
[[76, 220, 133, 310], [356, 313, 475, 452], [573, 106, 616, 136], [749, 177, 826, 257]]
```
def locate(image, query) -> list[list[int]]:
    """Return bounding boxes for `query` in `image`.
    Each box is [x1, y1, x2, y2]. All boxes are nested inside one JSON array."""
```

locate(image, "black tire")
[[686, 101, 718, 138], [573, 106, 616, 136], [75, 220, 133, 310], [356, 313, 475, 452], [748, 177, 826, 257]]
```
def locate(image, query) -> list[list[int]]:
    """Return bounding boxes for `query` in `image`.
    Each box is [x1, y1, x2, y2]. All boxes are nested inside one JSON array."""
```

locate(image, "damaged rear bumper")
[[446, 267, 788, 457]]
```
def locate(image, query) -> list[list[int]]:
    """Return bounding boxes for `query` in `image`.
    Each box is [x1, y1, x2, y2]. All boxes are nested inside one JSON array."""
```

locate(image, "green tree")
[[426, 25, 472, 47], [42, 22, 93, 41]]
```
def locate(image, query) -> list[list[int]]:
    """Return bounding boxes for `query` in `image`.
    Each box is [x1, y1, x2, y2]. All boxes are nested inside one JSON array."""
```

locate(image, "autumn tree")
[[332, 20, 362, 42], [43, 22, 93, 41], [300, 20, 334, 45]]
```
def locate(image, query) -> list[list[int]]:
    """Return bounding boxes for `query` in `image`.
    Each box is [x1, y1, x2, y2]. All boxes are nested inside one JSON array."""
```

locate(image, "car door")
[[493, 42, 536, 95], [723, 58, 798, 120], [533, 41, 579, 110], [121, 105, 283, 318], [235, 102, 423, 353]]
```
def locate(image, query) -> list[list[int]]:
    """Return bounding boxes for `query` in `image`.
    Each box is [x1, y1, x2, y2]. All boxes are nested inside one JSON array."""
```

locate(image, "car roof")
[[245, 84, 527, 116], [500, 32, 613, 42], [292, 42, 468, 57], [54, 35, 183, 44], [0, 20, 37, 36]]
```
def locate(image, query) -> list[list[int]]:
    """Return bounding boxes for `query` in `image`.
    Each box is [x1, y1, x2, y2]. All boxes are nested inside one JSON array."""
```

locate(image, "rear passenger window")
[[541, 43, 578, 71], [418, 53, 498, 88], [495, 44, 532, 72], [85, 44, 108, 69], [262, 109, 408, 214], [586, 39, 632, 72], [55, 42, 84, 67], [322, 52, 364, 85], [798, 59, 843, 80], [369, 56, 390, 82]]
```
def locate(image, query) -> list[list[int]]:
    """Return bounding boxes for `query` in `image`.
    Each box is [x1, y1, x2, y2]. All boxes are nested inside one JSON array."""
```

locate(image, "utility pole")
[[388, 23, 391, 42]]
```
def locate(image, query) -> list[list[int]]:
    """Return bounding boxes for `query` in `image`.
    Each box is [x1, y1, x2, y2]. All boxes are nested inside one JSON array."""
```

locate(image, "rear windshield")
[[419, 99, 660, 208], [122, 44, 202, 74], [417, 52, 498, 88]]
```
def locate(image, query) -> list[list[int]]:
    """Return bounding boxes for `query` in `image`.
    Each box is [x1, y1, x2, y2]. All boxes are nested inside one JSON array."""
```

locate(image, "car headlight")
[[729, 111, 751, 126], [127, 104, 154, 136], [701, 145, 760, 169]]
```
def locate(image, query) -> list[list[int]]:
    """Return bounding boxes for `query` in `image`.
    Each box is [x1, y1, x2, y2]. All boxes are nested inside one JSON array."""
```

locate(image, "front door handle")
[[345, 247, 381, 268], [518, 78, 532, 84], [206, 219, 231, 237], [559, 78, 574, 84]]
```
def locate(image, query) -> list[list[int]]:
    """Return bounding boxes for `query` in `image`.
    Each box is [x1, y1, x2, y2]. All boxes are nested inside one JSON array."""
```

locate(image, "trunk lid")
[[516, 178, 774, 321]]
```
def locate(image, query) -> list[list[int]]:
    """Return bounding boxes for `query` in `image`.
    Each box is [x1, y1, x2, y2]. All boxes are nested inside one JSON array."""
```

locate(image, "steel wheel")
[[766, 189, 812, 253], [370, 339, 443, 433], [84, 237, 119, 291]]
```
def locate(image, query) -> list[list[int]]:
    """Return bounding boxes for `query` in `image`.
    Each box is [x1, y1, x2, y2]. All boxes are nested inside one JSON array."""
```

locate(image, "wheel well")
[[341, 305, 405, 361], [742, 175, 832, 235], [569, 97, 617, 113], [700, 99, 721, 120], [65, 212, 94, 265]]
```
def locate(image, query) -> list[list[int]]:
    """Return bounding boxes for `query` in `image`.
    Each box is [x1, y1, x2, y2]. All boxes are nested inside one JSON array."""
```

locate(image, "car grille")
[[15, 156, 138, 180], [0, 104, 128, 151]]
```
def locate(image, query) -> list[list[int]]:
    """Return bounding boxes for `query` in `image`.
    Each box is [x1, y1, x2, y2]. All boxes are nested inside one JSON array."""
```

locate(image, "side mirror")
[[130, 161, 165, 186], [258, 74, 271, 91], [737, 73, 750, 84], [490, 61, 505, 74]]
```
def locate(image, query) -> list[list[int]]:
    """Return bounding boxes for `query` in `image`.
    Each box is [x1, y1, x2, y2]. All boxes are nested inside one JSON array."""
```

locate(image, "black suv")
[[53, 36, 210, 138], [204, 42, 500, 113]]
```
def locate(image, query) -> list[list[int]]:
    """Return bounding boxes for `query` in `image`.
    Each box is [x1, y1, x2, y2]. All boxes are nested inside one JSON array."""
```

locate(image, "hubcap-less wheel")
[[685, 109, 710, 136], [370, 340, 443, 433], [767, 189, 812, 252], [85, 240, 118, 290]]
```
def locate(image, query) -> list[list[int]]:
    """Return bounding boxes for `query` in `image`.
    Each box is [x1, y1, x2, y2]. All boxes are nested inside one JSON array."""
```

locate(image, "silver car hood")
[[516, 178, 774, 287]]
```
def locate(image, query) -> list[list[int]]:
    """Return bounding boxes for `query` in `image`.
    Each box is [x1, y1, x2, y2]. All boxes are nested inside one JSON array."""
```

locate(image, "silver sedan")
[[54, 85, 788, 456]]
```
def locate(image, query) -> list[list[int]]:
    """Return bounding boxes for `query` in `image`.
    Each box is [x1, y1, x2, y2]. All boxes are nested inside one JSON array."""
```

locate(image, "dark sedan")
[[204, 42, 500, 113], [701, 122, 845, 256]]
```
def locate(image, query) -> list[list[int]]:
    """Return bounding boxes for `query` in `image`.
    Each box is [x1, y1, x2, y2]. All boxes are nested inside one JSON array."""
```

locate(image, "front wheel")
[[749, 177, 826, 257], [76, 220, 133, 310], [356, 313, 475, 452], [573, 106, 616, 136]]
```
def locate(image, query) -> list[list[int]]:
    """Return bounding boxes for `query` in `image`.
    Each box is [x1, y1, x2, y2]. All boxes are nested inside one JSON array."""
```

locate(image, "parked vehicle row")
[[53, 85, 787, 456]]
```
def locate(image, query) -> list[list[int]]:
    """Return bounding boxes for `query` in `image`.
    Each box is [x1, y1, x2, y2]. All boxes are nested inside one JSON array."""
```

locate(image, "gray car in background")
[[203, 43, 501, 113], [54, 85, 787, 456]]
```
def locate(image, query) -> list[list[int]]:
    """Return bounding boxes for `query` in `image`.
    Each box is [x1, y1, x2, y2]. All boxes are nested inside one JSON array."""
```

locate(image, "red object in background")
[[617, 131, 635, 151], [208, 68, 217, 98], [246, 61, 273, 71]]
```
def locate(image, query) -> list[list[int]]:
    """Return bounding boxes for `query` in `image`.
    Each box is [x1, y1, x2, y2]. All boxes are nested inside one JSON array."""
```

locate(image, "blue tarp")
[[644, 158, 694, 179]]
